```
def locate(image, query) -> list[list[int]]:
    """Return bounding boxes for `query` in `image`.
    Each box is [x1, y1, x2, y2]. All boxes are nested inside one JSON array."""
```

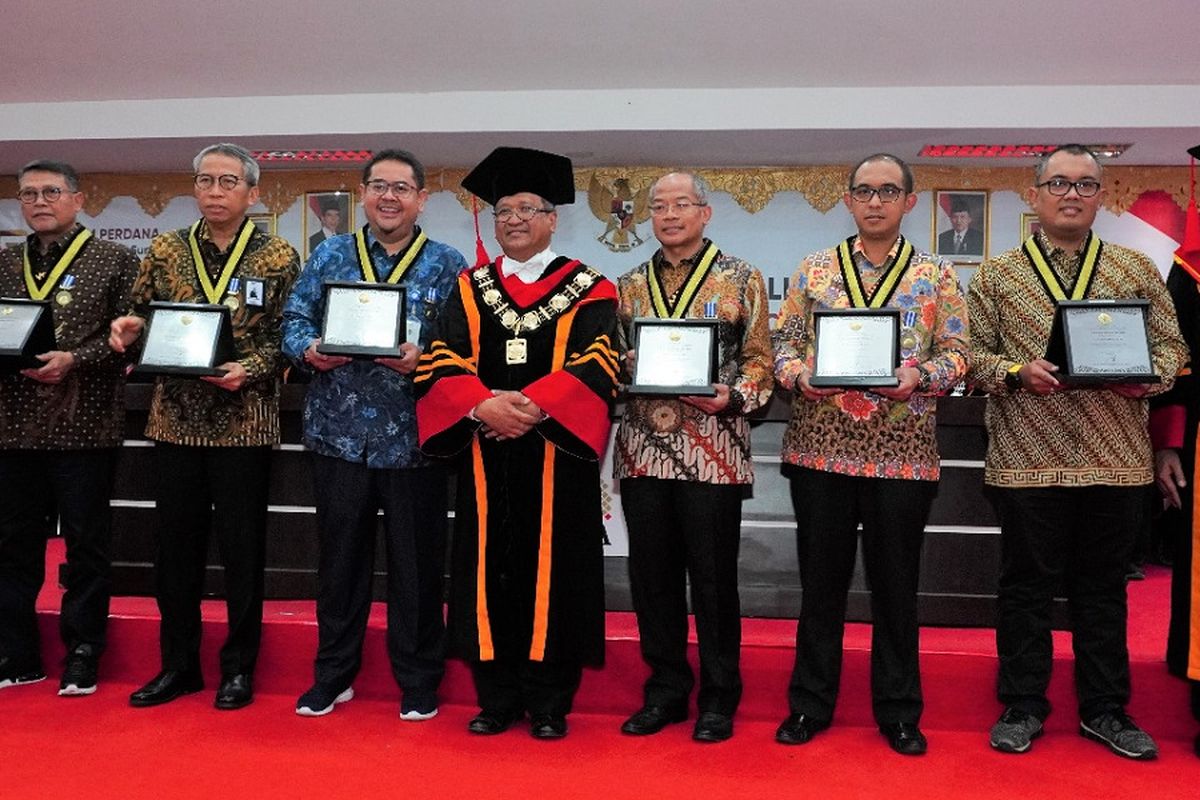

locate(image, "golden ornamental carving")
[[0, 164, 1193, 219]]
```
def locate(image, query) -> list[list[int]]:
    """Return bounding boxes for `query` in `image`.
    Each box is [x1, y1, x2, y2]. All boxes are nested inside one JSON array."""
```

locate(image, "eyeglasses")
[[364, 180, 419, 199], [848, 185, 905, 203], [1036, 178, 1102, 198], [494, 205, 551, 223], [17, 186, 72, 204], [648, 200, 707, 216], [194, 173, 247, 191]]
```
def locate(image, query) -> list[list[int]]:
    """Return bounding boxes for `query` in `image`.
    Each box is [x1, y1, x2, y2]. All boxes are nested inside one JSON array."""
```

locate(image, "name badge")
[[245, 279, 265, 307]]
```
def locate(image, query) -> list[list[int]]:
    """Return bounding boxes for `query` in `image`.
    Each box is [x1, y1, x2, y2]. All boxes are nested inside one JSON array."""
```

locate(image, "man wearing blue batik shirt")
[[282, 149, 466, 720]]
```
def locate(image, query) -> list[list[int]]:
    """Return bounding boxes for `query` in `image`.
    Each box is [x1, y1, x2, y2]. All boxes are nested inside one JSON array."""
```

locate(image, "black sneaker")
[[1080, 709, 1158, 760], [0, 656, 46, 690], [59, 644, 99, 696], [296, 683, 354, 717]]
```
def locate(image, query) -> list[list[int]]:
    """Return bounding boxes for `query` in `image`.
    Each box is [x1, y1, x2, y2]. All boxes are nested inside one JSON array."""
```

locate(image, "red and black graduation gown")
[[415, 256, 619, 667], [1151, 263, 1200, 695]]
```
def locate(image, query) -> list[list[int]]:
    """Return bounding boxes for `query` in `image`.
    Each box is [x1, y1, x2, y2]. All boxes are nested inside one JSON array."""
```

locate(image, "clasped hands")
[[474, 390, 545, 440]]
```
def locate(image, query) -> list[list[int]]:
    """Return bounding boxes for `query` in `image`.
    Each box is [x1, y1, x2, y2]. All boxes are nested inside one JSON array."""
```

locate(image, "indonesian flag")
[[1176, 146, 1200, 283]]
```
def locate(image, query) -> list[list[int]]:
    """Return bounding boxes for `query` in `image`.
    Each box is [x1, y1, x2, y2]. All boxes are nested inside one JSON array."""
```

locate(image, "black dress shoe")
[[214, 673, 253, 710], [775, 713, 831, 745], [129, 669, 204, 707], [880, 722, 927, 755], [692, 711, 733, 743], [468, 709, 522, 735], [529, 713, 568, 739], [621, 704, 688, 735]]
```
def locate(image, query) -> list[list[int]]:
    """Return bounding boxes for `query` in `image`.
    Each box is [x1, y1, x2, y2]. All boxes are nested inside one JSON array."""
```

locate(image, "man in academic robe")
[[0, 160, 139, 696], [110, 143, 300, 711], [414, 146, 619, 739]]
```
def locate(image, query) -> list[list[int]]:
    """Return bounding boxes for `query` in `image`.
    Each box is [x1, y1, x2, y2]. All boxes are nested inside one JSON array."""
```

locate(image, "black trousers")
[[621, 477, 744, 716], [310, 455, 447, 697], [153, 443, 271, 677], [785, 467, 936, 725], [989, 485, 1140, 721], [470, 657, 582, 717], [0, 449, 115, 666]]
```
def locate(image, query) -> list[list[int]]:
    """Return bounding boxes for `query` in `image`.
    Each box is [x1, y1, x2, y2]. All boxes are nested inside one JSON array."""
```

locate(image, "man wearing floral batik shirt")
[[772, 153, 969, 756], [613, 172, 773, 744]]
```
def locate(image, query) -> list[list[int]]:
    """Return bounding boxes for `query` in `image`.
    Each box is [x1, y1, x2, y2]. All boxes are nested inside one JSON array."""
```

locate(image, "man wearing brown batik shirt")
[[110, 143, 300, 711], [0, 160, 138, 697]]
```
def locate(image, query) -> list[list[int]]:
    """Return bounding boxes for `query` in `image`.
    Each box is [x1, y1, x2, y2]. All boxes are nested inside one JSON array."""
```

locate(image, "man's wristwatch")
[[1003, 363, 1024, 391]]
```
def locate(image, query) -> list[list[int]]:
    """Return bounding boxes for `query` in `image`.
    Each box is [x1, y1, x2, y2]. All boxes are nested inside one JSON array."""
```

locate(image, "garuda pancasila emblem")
[[588, 175, 651, 253]]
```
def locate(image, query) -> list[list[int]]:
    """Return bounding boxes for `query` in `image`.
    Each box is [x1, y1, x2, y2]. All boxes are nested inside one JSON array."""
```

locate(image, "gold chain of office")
[[0, 165, 1190, 218]]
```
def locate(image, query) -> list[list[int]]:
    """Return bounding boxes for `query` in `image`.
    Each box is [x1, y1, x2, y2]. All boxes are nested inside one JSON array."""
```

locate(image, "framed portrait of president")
[[932, 190, 989, 263], [303, 191, 354, 260]]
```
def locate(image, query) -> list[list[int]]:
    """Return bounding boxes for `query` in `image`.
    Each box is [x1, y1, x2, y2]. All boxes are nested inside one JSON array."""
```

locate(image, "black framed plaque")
[[628, 317, 718, 397], [0, 298, 55, 371], [809, 308, 901, 388], [316, 281, 407, 358], [1045, 299, 1159, 384], [133, 301, 234, 377]]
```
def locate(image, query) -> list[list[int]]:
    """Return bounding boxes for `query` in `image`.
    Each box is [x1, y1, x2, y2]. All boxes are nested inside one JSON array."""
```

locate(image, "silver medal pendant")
[[506, 337, 528, 365]]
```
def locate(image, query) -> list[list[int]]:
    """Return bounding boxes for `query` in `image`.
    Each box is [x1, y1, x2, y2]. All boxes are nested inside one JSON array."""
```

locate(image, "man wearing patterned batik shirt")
[[110, 143, 300, 711], [773, 153, 968, 756], [969, 145, 1186, 760], [613, 172, 772, 744], [0, 160, 138, 697], [415, 147, 619, 741], [282, 150, 466, 721]]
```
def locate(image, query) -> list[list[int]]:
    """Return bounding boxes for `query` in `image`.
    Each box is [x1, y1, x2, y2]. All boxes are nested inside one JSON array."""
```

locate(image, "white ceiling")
[[3, 0, 1199, 173]]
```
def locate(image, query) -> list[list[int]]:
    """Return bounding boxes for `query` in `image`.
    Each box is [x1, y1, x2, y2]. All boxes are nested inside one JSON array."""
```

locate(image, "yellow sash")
[[354, 225, 427, 284], [836, 236, 914, 309], [188, 218, 255, 304], [646, 241, 719, 319], [23, 227, 92, 301]]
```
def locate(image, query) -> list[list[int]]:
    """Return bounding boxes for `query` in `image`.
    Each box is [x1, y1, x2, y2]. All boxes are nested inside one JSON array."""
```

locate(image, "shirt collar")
[[653, 238, 711, 270], [851, 235, 902, 266], [501, 247, 557, 283], [27, 223, 83, 256]]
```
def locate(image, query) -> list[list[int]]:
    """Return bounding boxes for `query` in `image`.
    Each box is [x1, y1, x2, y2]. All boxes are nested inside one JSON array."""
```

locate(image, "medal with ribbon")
[[1022, 231, 1102, 302], [189, 218, 255, 305], [23, 227, 92, 302]]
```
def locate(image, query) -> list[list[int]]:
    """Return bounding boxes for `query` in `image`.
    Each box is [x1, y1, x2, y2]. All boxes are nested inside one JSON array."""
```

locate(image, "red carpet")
[[3, 539, 1198, 799]]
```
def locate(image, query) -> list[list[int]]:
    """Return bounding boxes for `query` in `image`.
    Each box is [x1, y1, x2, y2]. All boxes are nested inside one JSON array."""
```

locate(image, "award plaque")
[[133, 301, 234, 377], [0, 298, 56, 371], [1045, 299, 1159, 384], [809, 308, 901, 388], [628, 317, 718, 397], [317, 281, 407, 358]]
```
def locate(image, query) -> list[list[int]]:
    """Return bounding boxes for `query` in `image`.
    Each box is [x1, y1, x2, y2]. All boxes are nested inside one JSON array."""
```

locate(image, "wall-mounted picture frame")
[[249, 213, 276, 236], [303, 191, 353, 259], [1020, 212, 1042, 241], [932, 190, 988, 263]]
